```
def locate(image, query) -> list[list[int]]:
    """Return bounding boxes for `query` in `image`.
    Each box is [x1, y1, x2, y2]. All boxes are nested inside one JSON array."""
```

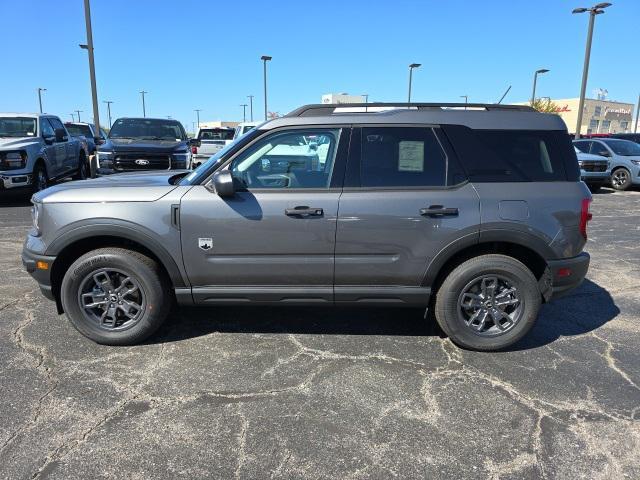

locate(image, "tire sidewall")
[[61, 250, 169, 345], [32, 164, 48, 192], [611, 168, 631, 191], [436, 256, 541, 351]]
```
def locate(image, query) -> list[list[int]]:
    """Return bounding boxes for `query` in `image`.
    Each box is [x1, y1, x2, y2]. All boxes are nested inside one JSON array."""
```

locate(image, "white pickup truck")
[[191, 127, 236, 167], [0, 113, 88, 193]]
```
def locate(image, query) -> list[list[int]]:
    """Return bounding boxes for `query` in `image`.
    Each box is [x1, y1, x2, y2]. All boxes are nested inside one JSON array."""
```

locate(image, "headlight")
[[1, 151, 27, 169], [30, 201, 43, 237], [96, 151, 114, 167], [577, 160, 584, 167], [631, 159, 640, 166]]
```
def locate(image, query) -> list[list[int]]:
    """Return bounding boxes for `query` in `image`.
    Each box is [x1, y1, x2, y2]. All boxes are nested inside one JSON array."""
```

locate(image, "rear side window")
[[442, 126, 579, 182], [360, 127, 452, 187]]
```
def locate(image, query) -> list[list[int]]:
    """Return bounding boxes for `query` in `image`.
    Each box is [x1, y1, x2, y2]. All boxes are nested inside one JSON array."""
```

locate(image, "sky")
[[1, 0, 639, 131]]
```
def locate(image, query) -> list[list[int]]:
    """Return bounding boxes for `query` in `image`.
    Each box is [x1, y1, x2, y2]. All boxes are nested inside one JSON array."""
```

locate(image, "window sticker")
[[398, 141, 424, 172]]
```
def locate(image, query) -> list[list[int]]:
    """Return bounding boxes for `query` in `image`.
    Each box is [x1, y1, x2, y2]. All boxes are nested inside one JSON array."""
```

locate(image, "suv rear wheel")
[[434, 254, 541, 351], [60, 248, 171, 345]]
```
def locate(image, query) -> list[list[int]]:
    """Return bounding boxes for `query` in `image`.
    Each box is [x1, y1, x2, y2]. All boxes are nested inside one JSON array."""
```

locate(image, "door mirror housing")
[[212, 170, 235, 198], [54, 128, 67, 142], [94, 136, 105, 146]]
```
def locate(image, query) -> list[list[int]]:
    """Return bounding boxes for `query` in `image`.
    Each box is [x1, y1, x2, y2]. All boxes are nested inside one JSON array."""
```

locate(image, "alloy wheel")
[[612, 169, 629, 189]]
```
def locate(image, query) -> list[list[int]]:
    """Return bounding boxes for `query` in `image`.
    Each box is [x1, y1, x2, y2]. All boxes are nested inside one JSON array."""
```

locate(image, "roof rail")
[[286, 103, 536, 117]]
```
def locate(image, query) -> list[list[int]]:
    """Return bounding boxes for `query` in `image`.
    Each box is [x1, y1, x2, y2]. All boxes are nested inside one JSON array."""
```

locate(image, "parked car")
[[64, 122, 107, 154], [573, 138, 640, 190], [191, 127, 235, 167], [610, 133, 640, 144], [1, 113, 88, 192], [22, 102, 591, 351], [233, 121, 262, 140], [573, 146, 610, 192], [96, 117, 197, 174]]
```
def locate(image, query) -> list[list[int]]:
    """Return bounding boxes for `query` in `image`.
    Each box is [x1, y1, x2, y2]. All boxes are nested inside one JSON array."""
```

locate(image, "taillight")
[[191, 146, 197, 154], [579, 198, 592, 239]]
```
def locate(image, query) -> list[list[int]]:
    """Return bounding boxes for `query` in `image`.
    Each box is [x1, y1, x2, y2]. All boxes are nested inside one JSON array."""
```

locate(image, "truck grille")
[[581, 161, 608, 172], [113, 153, 171, 171]]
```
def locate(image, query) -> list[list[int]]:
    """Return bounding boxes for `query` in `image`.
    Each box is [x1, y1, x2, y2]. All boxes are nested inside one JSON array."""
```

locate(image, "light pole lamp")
[[261, 55, 272, 121], [572, 2, 612, 138], [530, 69, 550, 105], [240, 104, 248, 122], [248, 95, 254, 121], [103, 100, 113, 128], [37, 88, 47, 113], [140, 91, 148, 117], [408, 63, 421, 104]]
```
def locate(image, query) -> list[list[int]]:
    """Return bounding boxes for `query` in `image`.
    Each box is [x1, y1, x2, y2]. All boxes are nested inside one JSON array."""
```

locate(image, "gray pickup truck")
[[1, 113, 88, 192]]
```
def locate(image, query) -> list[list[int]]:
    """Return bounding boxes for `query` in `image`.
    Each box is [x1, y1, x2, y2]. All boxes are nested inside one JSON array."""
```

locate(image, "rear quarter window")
[[442, 125, 579, 182]]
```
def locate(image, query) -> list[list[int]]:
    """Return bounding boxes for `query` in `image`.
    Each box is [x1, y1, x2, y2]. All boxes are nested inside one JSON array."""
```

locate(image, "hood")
[[33, 171, 187, 204], [102, 138, 187, 154], [576, 151, 608, 161], [0, 137, 39, 149]]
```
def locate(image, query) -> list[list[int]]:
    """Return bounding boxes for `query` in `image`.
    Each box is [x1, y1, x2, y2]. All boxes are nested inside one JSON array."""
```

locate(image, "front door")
[[180, 127, 349, 304], [334, 126, 480, 306], [40, 118, 63, 177]]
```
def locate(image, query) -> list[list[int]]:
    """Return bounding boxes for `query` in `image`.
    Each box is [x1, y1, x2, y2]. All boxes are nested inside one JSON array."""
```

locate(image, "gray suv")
[[22, 103, 592, 351]]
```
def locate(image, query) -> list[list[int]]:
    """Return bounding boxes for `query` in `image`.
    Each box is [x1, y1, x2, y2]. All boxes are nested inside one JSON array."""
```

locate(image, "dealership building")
[[544, 98, 634, 135]]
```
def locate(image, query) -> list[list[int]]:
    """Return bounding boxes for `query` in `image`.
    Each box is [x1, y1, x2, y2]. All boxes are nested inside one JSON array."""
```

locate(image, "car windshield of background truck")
[[109, 118, 186, 141], [0, 117, 37, 137], [602, 139, 640, 156]]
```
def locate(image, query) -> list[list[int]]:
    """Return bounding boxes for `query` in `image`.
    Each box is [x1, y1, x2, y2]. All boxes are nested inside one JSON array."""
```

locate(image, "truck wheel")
[[611, 168, 631, 191], [60, 248, 172, 345], [32, 163, 48, 192], [73, 152, 89, 180], [434, 254, 541, 351]]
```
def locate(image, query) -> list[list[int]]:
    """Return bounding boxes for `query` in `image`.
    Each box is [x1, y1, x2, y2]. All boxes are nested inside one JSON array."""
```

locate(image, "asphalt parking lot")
[[1, 188, 639, 479]]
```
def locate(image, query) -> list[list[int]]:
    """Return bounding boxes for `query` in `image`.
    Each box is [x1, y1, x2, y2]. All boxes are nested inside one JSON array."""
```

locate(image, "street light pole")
[[572, 3, 612, 139], [194, 109, 201, 130], [37, 88, 47, 113], [362, 93, 369, 112], [75, 110, 83, 122], [248, 95, 254, 121], [80, 0, 101, 137], [634, 93, 639, 133], [70, 113, 75, 122], [261, 55, 272, 121], [140, 91, 148, 117], [103, 100, 113, 128], [240, 104, 247, 122], [408, 63, 421, 104], [530, 69, 550, 106], [460, 95, 468, 109]]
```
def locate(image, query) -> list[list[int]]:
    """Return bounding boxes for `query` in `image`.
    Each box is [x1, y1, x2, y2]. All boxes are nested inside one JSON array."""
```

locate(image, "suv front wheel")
[[60, 248, 171, 345], [434, 254, 541, 351]]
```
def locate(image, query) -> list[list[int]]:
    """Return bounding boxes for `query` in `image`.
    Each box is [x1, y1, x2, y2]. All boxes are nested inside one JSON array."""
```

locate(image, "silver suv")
[[22, 103, 592, 351]]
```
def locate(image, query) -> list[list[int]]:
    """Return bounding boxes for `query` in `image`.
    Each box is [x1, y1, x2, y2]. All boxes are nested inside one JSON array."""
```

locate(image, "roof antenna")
[[497, 85, 512, 104]]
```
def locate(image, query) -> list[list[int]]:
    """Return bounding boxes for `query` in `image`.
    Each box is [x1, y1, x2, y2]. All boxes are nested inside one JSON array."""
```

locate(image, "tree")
[[267, 111, 281, 119], [531, 98, 562, 113]]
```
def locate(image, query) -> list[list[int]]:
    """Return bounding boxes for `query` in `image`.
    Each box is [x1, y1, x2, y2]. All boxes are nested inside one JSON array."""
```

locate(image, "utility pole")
[[80, 0, 101, 137], [37, 88, 47, 113], [194, 109, 202, 130], [140, 91, 148, 117], [70, 113, 75, 122], [261, 55, 272, 121], [103, 100, 113, 128], [248, 95, 254, 121], [240, 104, 247, 122], [75, 110, 83, 122]]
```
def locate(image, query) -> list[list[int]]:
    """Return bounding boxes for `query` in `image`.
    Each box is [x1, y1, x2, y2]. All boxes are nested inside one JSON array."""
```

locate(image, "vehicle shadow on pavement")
[[509, 279, 619, 351], [0, 190, 32, 207]]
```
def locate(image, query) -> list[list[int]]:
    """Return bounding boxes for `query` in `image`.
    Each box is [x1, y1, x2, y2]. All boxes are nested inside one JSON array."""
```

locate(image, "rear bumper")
[[547, 252, 590, 299], [22, 246, 56, 301]]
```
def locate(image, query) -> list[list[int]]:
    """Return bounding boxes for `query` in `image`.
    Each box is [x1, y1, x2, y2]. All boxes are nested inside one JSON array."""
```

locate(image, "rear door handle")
[[285, 206, 324, 217], [420, 205, 459, 217]]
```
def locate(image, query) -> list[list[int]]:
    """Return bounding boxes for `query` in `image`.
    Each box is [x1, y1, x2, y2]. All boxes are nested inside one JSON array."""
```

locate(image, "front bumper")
[[22, 246, 56, 301], [547, 252, 590, 299], [1, 173, 32, 190], [580, 171, 610, 184]]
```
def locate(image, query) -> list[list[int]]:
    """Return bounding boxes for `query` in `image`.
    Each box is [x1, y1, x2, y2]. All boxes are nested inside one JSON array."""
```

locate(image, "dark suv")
[[22, 103, 591, 351]]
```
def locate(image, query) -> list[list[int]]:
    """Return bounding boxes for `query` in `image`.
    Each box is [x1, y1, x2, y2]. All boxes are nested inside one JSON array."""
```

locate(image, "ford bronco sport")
[[22, 103, 591, 351]]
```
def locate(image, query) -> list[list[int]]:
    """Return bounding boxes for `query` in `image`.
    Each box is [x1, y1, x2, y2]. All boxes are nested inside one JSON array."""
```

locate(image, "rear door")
[[334, 125, 480, 306], [180, 126, 349, 304]]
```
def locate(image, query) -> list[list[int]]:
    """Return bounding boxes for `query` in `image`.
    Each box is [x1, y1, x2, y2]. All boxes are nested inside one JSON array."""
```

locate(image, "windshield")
[[66, 124, 93, 138], [198, 128, 235, 141], [109, 118, 186, 141], [0, 117, 37, 138], [602, 139, 640, 156]]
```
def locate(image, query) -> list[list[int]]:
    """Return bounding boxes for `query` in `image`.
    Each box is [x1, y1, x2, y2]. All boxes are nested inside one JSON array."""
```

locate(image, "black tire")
[[587, 183, 602, 193], [434, 254, 541, 351], [611, 168, 632, 191], [60, 248, 172, 345], [32, 163, 49, 193], [73, 152, 89, 180]]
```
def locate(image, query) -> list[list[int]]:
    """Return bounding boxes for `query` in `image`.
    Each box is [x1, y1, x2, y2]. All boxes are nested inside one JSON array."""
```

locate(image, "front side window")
[[360, 127, 449, 187], [0, 117, 37, 137], [48, 117, 65, 132], [231, 129, 339, 189], [40, 119, 54, 138], [573, 141, 592, 154]]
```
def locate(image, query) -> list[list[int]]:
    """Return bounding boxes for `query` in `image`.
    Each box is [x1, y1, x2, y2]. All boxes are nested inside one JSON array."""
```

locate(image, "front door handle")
[[285, 206, 324, 217], [420, 205, 459, 217]]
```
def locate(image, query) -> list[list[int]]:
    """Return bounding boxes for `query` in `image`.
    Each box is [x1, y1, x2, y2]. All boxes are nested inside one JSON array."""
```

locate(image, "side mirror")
[[188, 138, 201, 147], [212, 170, 235, 198], [54, 128, 67, 142], [94, 136, 105, 145]]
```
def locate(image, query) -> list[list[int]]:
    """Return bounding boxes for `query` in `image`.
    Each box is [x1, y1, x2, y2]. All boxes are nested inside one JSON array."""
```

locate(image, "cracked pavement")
[[0, 188, 639, 479]]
